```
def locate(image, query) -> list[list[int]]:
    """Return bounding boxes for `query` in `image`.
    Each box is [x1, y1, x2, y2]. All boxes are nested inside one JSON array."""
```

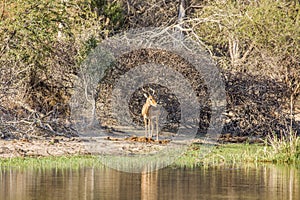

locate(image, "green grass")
[[176, 143, 267, 167], [176, 141, 300, 168], [175, 132, 300, 168], [0, 155, 103, 170]]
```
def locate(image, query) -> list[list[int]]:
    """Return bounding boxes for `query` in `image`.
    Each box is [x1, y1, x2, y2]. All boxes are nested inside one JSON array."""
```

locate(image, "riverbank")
[[0, 137, 299, 169]]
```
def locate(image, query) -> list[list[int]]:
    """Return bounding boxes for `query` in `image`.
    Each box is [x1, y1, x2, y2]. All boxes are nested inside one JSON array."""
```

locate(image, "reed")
[[266, 130, 300, 163]]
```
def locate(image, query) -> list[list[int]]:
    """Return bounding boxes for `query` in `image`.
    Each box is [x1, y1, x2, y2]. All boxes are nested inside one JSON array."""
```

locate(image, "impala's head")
[[144, 94, 157, 107]]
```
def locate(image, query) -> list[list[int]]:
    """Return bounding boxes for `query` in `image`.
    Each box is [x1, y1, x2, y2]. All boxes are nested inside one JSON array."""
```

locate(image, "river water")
[[0, 164, 299, 200]]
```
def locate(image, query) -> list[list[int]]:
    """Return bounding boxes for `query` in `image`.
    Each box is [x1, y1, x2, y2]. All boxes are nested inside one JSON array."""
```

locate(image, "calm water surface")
[[0, 164, 299, 200]]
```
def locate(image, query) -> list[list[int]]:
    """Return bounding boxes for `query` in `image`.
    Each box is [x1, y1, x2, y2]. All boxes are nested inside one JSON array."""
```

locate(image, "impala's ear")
[[143, 93, 148, 98], [149, 87, 155, 95]]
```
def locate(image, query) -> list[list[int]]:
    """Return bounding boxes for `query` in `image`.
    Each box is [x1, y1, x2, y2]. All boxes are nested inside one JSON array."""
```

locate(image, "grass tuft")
[[266, 131, 300, 163]]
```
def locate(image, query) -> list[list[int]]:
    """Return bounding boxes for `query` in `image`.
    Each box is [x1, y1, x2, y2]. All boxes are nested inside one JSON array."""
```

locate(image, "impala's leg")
[[150, 119, 154, 139], [144, 117, 148, 138], [148, 119, 151, 139], [156, 117, 159, 141]]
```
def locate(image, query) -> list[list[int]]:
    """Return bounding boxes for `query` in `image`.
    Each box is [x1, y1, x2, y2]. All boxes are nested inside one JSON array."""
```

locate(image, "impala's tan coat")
[[142, 94, 160, 140]]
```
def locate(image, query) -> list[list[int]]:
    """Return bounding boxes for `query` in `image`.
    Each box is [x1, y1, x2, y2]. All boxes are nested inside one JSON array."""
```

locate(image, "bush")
[[0, 0, 124, 137]]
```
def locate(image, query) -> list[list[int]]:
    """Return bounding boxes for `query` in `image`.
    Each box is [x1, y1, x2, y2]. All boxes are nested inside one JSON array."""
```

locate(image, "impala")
[[141, 93, 160, 141]]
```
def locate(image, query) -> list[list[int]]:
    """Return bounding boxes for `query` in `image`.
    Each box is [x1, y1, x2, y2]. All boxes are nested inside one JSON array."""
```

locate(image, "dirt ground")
[[0, 132, 263, 159], [0, 136, 89, 158], [0, 127, 179, 159]]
